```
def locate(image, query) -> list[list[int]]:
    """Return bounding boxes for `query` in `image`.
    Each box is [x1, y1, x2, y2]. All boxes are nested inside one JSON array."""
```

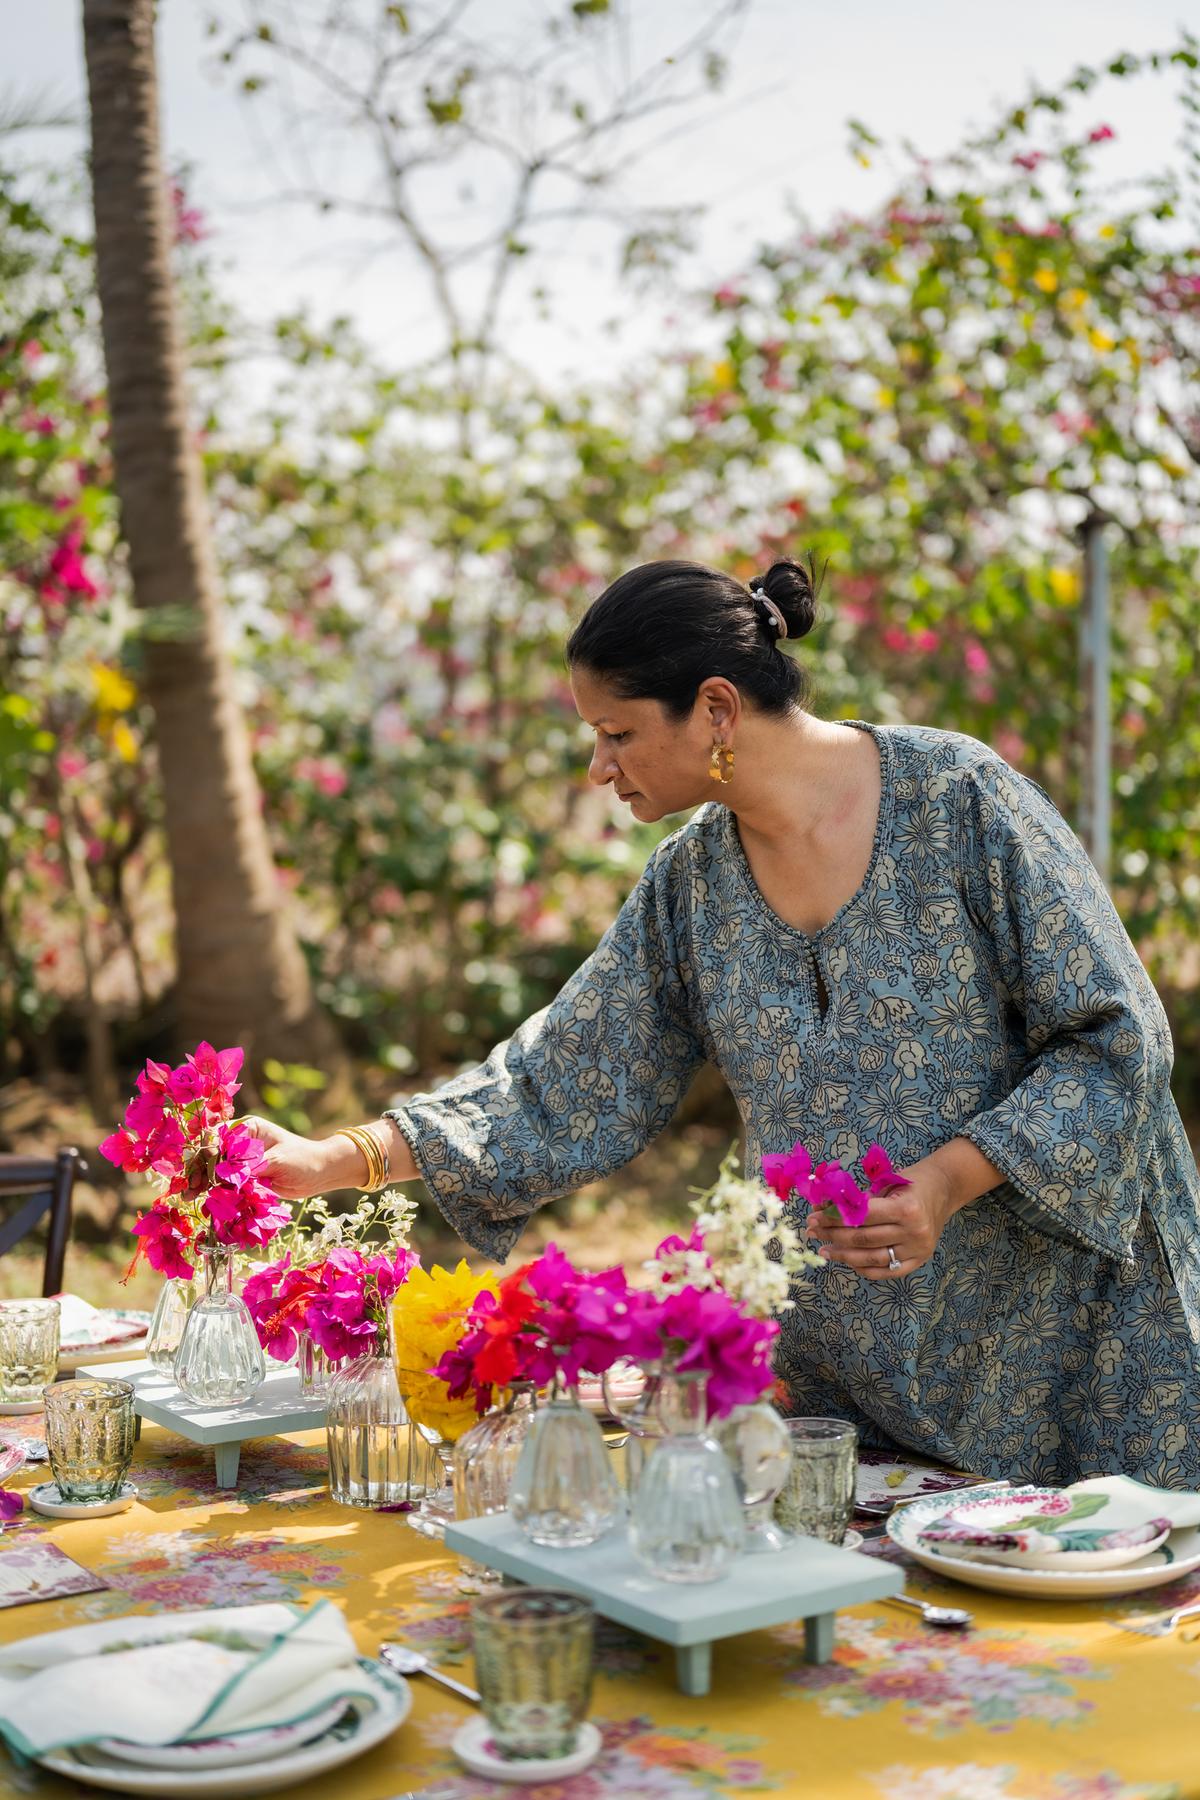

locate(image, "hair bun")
[[754, 557, 819, 641]]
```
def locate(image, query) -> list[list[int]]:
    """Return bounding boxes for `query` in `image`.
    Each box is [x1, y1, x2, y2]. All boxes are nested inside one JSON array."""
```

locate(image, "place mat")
[[0, 1540, 110, 1610]]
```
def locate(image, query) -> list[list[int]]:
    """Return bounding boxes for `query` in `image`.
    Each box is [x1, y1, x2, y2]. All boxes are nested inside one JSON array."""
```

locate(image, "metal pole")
[[1079, 512, 1111, 886]]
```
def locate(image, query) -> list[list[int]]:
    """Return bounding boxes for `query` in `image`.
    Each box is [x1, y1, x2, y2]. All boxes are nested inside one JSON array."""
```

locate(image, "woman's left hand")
[[805, 1160, 961, 1280]]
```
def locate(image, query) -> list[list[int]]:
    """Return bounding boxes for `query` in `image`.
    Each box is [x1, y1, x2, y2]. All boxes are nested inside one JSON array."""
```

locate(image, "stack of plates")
[[58, 1306, 152, 1373], [577, 1362, 645, 1420], [32, 1659, 410, 1797], [889, 1481, 1200, 1598]]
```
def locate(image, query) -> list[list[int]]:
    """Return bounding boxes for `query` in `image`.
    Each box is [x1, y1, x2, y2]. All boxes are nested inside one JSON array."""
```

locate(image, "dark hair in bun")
[[566, 555, 820, 718]]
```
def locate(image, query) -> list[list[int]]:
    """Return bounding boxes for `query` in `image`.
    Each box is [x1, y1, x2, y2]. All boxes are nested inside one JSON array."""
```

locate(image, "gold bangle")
[[338, 1125, 387, 1192]]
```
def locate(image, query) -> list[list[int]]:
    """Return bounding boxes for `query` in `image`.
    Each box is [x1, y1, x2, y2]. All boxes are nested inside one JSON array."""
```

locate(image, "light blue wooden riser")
[[444, 1511, 902, 1696], [74, 1358, 325, 1487]]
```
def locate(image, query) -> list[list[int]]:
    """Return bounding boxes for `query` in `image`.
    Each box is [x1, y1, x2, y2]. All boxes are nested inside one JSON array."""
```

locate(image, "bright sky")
[[10, 0, 1190, 377]]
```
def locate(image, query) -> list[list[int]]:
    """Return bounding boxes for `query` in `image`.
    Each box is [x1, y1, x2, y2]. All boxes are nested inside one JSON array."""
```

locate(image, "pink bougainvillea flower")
[[811, 1161, 871, 1229], [761, 1142, 813, 1205], [131, 1203, 196, 1279], [0, 1488, 23, 1524], [647, 1284, 780, 1417], [861, 1144, 913, 1196], [167, 1042, 243, 1120], [1088, 124, 1115, 144], [1012, 150, 1045, 172]]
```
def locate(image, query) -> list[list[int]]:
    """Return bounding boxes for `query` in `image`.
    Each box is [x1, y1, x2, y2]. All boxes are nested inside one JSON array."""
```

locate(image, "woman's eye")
[[605, 731, 629, 745]]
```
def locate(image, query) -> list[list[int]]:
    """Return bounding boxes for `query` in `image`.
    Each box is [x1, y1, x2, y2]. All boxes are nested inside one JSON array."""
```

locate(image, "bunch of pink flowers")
[[243, 1244, 419, 1365], [101, 1043, 290, 1279]]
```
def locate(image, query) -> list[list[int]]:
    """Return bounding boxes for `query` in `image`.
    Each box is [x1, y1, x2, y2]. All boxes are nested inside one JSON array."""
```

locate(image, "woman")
[[250, 558, 1200, 1486]]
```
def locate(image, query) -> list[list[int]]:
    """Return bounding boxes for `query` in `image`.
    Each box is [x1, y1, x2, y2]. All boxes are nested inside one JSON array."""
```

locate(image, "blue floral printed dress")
[[387, 723, 1200, 1486]]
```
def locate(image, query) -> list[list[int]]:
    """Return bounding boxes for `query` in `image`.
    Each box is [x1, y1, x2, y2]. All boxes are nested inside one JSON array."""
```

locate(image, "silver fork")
[[1163, 1599, 1200, 1630]]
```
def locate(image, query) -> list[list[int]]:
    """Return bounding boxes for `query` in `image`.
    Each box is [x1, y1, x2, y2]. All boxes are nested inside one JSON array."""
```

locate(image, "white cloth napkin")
[[0, 1601, 380, 1759], [1070, 1474, 1200, 1531]]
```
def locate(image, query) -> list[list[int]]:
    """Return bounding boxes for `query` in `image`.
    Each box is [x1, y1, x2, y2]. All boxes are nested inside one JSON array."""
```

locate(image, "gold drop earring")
[[709, 742, 734, 785]]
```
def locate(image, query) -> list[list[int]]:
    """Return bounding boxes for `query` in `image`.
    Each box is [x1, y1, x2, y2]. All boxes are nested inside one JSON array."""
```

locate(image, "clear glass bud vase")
[[326, 1346, 441, 1510], [629, 1370, 745, 1583], [145, 1277, 194, 1375], [455, 1382, 537, 1523], [173, 1243, 266, 1408], [712, 1401, 794, 1552], [510, 1373, 622, 1548]]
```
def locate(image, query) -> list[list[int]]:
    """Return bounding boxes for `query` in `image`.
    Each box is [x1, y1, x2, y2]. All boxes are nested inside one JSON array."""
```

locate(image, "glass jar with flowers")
[[242, 1197, 434, 1510], [101, 1043, 290, 1408]]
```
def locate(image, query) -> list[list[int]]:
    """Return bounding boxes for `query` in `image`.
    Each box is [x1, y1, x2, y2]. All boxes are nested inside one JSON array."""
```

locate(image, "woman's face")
[[570, 668, 730, 823]]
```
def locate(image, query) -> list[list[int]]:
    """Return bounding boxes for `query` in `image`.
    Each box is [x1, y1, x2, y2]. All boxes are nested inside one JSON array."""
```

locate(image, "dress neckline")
[[721, 720, 895, 947]]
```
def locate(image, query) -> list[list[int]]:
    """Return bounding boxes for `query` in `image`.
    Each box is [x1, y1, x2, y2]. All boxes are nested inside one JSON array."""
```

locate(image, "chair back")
[[0, 1148, 83, 1296]]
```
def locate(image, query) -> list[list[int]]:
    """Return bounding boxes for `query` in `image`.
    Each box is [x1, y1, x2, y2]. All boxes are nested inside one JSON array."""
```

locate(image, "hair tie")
[[749, 582, 789, 641]]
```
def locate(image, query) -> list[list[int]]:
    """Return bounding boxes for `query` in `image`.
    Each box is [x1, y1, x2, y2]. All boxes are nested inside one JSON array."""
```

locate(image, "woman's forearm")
[[924, 1136, 1004, 1215]]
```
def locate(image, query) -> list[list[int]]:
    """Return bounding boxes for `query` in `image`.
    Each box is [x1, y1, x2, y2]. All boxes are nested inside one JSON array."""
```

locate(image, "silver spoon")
[[886, 1592, 973, 1629], [379, 1641, 480, 1703]]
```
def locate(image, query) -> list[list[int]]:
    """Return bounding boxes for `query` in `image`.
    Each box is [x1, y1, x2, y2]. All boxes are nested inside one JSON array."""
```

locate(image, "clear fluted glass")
[[173, 1243, 266, 1409], [601, 1358, 667, 1492], [629, 1370, 745, 1583], [509, 1375, 622, 1548], [144, 1278, 193, 1375], [0, 1299, 60, 1407], [326, 1349, 440, 1509], [453, 1383, 537, 1578], [774, 1416, 857, 1543], [295, 1330, 332, 1398], [43, 1378, 135, 1502], [713, 1401, 794, 1552]]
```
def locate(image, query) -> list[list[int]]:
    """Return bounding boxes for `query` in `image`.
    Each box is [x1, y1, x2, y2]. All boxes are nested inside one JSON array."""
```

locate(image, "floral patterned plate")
[[913, 1485, 1173, 1570], [36, 1660, 411, 1797], [890, 1484, 1200, 1598], [94, 1697, 352, 1771]]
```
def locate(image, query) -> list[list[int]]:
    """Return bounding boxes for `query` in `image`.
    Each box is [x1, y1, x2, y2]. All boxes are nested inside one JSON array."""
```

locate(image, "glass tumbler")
[[43, 1378, 136, 1503], [0, 1299, 61, 1409], [774, 1417, 857, 1543], [471, 1588, 594, 1761]]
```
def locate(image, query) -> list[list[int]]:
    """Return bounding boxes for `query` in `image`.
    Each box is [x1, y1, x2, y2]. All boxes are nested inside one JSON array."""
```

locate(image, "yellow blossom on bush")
[[391, 1260, 498, 1441]]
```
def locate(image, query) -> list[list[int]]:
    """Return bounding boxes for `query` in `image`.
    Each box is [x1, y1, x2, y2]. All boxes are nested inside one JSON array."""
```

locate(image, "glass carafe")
[[173, 1242, 266, 1408], [629, 1370, 744, 1583], [509, 1372, 622, 1548]]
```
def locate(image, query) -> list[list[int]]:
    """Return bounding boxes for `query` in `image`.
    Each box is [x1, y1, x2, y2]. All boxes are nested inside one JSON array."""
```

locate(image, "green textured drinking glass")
[[0, 1299, 60, 1408], [774, 1417, 858, 1544], [42, 1378, 136, 1503], [470, 1588, 594, 1761]]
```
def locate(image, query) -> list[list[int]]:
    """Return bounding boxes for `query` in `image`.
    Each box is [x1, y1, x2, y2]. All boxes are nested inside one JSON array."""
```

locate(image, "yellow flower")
[[1048, 566, 1080, 607], [1032, 268, 1058, 294], [1097, 223, 1117, 239], [391, 1260, 498, 1442], [111, 720, 138, 764], [90, 663, 136, 715], [1088, 327, 1116, 353], [876, 387, 895, 409]]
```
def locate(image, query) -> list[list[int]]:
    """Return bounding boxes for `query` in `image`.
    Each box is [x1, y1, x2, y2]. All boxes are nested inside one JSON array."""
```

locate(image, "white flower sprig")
[[647, 1146, 824, 1319], [267, 1185, 419, 1268]]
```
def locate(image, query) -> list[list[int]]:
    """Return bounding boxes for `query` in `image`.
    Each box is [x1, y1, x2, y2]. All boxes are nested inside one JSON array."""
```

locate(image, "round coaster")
[[452, 1718, 602, 1784], [0, 1399, 44, 1417], [28, 1480, 137, 1520]]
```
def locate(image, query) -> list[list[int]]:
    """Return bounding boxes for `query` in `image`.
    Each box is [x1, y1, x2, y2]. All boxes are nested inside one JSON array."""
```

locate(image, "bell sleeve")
[[955, 753, 1175, 1262], [383, 836, 706, 1261]]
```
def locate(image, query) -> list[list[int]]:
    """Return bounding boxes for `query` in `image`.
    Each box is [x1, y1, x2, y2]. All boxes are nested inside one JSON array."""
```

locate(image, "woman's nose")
[[588, 742, 618, 787]]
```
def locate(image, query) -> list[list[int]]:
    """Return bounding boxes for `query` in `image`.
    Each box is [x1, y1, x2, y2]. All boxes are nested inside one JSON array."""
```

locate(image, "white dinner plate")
[[912, 1484, 1173, 1571], [94, 1697, 353, 1772], [35, 1661, 411, 1797], [889, 1484, 1200, 1598]]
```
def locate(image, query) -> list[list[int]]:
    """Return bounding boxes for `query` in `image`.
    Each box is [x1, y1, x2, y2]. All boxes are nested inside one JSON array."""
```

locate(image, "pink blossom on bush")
[[1012, 151, 1045, 173], [1088, 124, 1115, 144], [963, 640, 990, 675]]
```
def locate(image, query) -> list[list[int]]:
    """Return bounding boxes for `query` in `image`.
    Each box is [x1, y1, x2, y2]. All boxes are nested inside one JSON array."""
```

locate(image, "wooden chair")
[[0, 1148, 84, 1296]]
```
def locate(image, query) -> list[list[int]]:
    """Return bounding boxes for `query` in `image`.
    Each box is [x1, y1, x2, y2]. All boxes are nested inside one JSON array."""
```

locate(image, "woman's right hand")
[[239, 1116, 360, 1202]]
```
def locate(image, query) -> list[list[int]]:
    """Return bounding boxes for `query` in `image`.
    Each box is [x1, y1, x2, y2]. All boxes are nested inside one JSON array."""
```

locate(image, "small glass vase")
[[601, 1358, 667, 1492], [326, 1349, 440, 1510], [712, 1400, 794, 1552], [173, 1243, 266, 1409], [144, 1278, 193, 1376], [452, 1383, 537, 1577], [629, 1370, 745, 1583], [295, 1330, 332, 1399], [509, 1374, 623, 1549]]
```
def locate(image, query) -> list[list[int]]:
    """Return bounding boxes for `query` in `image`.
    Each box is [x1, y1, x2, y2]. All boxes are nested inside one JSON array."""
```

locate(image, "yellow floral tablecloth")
[[1, 1422, 1198, 1800]]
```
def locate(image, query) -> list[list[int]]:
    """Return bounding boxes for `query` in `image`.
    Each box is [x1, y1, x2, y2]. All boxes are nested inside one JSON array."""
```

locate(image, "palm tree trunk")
[[81, 0, 345, 1081]]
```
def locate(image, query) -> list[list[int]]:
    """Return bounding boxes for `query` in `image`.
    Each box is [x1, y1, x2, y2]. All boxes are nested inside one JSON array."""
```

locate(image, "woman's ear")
[[696, 676, 741, 736]]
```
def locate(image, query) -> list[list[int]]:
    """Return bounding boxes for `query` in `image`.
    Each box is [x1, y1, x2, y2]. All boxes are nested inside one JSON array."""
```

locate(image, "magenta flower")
[[861, 1143, 913, 1196], [642, 1284, 780, 1417], [167, 1042, 243, 1120], [132, 1203, 196, 1279], [0, 1488, 23, 1525], [1088, 124, 1115, 144], [762, 1142, 813, 1205]]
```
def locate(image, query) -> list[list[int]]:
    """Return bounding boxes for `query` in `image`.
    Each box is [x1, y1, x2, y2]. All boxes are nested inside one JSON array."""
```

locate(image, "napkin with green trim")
[[0, 1600, 381, 1760]]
